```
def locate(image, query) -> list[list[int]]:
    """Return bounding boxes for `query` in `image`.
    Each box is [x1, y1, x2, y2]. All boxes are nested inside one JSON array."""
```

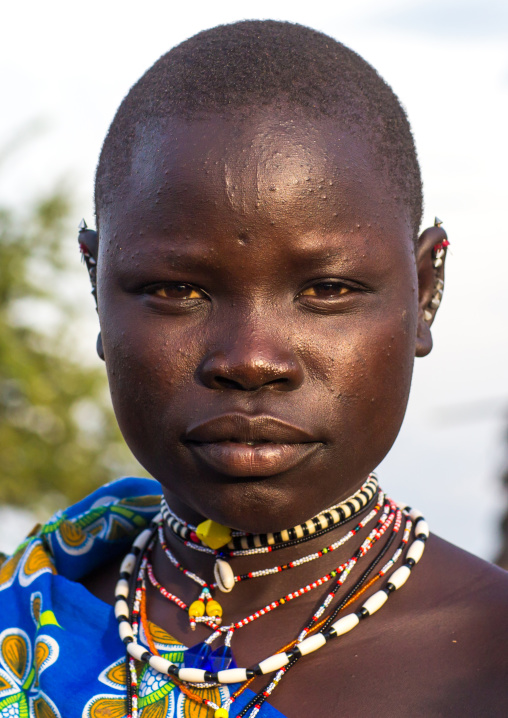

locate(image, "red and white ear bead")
[[426, 237, 447, 320], [430, 277, 444, 309], [432, 216, 449, 269], [433, 244, 447, 269]]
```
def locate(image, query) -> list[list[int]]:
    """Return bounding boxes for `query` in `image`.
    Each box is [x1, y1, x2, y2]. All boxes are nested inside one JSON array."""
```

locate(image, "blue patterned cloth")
[[0, 478, 285, 718]]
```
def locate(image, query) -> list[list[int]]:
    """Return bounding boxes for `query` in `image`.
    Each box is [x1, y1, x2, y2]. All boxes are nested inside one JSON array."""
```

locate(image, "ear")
[[77, 219, 99, 307], [415, 220, 448, 358], [78, 220, 103, 360]]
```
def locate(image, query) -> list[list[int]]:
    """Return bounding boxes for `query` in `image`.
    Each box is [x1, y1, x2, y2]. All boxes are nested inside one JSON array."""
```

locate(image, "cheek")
[[99, 307, 199, 443], [363, 319, 416, 427], [302, 305, 417, 436]]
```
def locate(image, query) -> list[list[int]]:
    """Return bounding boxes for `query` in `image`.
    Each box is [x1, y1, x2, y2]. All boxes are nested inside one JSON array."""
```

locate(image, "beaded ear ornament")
[[78, 219, 98, 305], [432, 217, 450, 269], [424, 216, 449, 322]]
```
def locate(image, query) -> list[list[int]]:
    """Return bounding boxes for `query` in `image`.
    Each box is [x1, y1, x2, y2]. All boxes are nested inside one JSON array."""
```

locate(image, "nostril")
[[266, 378, 289, 387], [213, 376, 289, 391], [214, 376, 245, 390]]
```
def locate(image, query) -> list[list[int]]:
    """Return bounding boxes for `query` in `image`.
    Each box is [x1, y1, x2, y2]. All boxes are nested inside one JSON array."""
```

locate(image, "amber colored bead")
[[206, 600, 223, 617], [188, 600, 205, 618]]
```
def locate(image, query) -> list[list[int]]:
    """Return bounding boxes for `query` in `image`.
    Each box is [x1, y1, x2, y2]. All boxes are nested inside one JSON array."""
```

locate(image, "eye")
[[149, 283, 206, 300], [298, 281, 352, 299]]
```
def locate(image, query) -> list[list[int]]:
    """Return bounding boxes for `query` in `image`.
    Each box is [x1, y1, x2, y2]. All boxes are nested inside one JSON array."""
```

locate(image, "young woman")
[[1, 20, 507, 718]]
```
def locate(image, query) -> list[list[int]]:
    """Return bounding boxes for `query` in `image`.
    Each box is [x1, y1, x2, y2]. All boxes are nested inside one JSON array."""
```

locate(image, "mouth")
[[184, 414, 322, 477]]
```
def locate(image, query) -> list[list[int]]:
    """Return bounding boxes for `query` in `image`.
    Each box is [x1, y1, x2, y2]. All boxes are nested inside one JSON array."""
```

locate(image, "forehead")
[[101, 109, 412, 248]]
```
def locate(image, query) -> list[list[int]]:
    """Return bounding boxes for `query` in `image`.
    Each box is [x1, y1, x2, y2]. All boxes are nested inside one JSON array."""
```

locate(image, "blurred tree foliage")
[[0, 186, 143, 513]]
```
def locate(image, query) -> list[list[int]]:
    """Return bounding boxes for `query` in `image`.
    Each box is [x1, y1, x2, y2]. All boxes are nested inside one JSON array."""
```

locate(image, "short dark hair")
[[95, 20, 423, 235]]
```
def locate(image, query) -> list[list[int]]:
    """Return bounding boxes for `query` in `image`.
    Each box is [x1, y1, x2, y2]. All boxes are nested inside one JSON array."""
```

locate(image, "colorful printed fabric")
[[0, 478, 286, 718]]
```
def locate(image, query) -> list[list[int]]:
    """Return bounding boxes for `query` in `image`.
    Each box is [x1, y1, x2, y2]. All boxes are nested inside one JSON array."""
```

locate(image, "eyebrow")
[[124, 240, 220, 268], [131, 230, 359, 261], [112, 221, 392, 284]]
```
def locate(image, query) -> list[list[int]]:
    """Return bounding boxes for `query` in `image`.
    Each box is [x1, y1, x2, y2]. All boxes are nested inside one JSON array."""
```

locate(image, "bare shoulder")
[[80, 554, 122, 605], [333, 534, 508, 715], [389, 533, 508, 712], [281, 535, 508, 717], [418, 533, 508, 609], [405, 533, 508, 646]]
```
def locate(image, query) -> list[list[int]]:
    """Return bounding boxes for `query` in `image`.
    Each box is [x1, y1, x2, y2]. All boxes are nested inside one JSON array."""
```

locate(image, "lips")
[[184, 414, 321, 477]]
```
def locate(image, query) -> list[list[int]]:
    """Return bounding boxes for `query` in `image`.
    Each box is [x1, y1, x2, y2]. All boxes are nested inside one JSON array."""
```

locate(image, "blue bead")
[[205, 645, 237, 672], [184, 641, 212, 668]]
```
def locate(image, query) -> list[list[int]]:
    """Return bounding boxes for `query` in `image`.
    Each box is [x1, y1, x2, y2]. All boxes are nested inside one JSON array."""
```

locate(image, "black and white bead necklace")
[[115, 503, 428, 689], [161, 474, 378, 557]]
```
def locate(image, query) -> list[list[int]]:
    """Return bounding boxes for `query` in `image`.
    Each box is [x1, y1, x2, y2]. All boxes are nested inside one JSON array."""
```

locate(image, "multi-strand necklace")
[[158, 474, 379, 624], [115, 476, 428, 717], [146, 492, 392, 649], [158, 487, 385, 630]]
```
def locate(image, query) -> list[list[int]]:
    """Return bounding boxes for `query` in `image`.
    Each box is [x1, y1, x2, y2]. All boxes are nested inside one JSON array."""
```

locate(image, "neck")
[[160, 474, 377, 536]]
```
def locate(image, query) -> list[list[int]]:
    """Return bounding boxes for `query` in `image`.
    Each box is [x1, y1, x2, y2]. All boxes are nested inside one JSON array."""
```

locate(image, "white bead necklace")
[[115, 504, 428, 687]]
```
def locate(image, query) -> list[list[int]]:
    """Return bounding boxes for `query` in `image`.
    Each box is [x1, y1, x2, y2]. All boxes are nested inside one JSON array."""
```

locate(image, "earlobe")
[[415, 218, 449, 358], [415, 313, 433, 358], [96, 332, 105, 361]]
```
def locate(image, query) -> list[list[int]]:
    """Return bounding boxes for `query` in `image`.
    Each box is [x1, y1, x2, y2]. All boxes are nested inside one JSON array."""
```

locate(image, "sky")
[[1, 0, 507, 558]]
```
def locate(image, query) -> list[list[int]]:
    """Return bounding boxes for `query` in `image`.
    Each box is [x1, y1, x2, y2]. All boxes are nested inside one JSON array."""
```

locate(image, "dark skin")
[[83, 109, 508, 716]]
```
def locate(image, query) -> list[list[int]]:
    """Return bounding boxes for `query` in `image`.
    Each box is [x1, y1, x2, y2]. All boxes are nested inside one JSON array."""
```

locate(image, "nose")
[[198, 323, 304, 392]]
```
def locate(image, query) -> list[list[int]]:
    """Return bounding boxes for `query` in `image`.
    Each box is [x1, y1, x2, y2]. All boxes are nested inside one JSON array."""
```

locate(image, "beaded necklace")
[[148, 495, 393, 635], [159, 475, 379, 627], [136, 515, 406, 718], [161, 474, 378, 557], [235, 512, 414, 718], [158, 492, 386, 627], [125, 499, 403, 716], [116, 493, 428, 718]]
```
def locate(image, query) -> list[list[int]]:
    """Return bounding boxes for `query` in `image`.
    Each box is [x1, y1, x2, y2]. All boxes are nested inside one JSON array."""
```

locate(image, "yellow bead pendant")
[[195, 519, 232, 549], [206, 599, 223, 618], [188, 600, 205, 618], [214, 709, 229, 717]]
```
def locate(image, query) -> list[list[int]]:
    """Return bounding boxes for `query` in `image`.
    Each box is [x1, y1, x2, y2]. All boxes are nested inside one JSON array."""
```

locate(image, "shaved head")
[[95, 20, 423, 237]]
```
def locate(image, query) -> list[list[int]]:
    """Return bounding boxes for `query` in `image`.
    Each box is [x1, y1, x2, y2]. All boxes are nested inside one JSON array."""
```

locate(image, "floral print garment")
[[0, 478, 285, 718]]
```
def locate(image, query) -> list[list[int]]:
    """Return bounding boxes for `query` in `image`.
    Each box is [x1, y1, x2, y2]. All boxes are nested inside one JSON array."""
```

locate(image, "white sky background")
[[1, 0, 507, 558]]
